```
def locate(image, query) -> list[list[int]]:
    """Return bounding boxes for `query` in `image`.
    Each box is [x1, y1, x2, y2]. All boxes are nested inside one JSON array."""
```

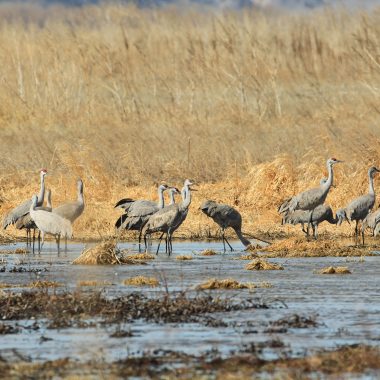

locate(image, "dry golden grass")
[[176, 255, 193, 260], [77, 280, 112, 287], [196, 278, 255, 290], [123, 276, 159, 287], [0, 280, 61, 288], [0, 248, 29, 255], [316, 266, 352, 274], [233, 253, 259, 260], [0, 5, 380, 242], [200, 249, 218, 256], [126, 253, 156, 261], [72, 241, 143, 265], [245, 259, 284, 271]]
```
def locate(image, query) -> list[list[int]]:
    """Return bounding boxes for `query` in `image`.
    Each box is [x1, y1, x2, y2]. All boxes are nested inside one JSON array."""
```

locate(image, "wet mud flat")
[[0, 240, 380, 378]]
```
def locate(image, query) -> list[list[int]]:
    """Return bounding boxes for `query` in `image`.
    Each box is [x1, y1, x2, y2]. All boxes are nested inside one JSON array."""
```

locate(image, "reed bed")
[[123, 276, 159, 287], [0, 4, 379, 241]]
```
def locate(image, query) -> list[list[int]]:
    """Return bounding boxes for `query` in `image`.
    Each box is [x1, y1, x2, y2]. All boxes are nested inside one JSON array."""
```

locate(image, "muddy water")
[[0, 240, 379, 363]]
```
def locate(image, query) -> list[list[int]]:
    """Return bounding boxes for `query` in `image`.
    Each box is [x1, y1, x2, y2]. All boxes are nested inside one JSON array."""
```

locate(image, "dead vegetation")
[[259, 237, 376, 258], [176, 255, 193, 261], [0, 290, 264, 325], [196, 278, 255, 290], [245, 259, 284, 271], [0, 248, 29, 255], [316, 266, 352, 274], [126, 253, 155, 261], [123, 276, 159, 287], [0, 344, 378, 378], [0, 280, 61, 289], [72, 241, 145, 265], [200, 249, 218, 256], [77, 280, 112, 287], [233, 253, 259, 260]]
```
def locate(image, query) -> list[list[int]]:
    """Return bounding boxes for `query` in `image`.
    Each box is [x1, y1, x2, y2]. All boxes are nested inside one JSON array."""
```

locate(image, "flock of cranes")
[[2, 158, 380, 255], [279, 158, 380, 244]]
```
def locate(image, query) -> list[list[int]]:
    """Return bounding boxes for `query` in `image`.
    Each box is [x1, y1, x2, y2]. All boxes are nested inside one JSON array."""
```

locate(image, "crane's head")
[[336, 208, 350, 226], [158, 184, 169, 191], [327, 158, 343, 167], [200, 200, 217, 215], [184, 179, 197, 191], [40, 168, 48, 176], [77, 178, 84, 193], [368, 166, 380, 178], [169, 187, 181, 195]]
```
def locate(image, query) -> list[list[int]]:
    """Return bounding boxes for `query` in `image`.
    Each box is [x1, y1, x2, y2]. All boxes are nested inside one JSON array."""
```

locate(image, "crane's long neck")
[[369, 174, 375, 195], [37, 174, 45, 204], [233, 227, 251, 247], [180, 185, 192, 210], [157, 187, 165, 209], [169, 191, 176, 205], [46, 191, 52, 208], [322, 163, 333, 192], [77, 183, 84, 204]]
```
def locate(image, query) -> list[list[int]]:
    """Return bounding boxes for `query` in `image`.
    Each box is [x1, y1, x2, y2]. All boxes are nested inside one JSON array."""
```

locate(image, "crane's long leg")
[[144, 232, 149, 252], [138, 228, 143, 253], [355, 220, 359, 244], [224, 236, 234, 252], [221, 229, 226, 253], [168, 233, 173, 256], [301, 223, 308, 235], [38, 231, 41, 255], [156, 232, 165, 255], [65, 236, 67, 253], [40, 232, 45, 253], [306, 210, 314, 239], [313, 224, 318, 240]]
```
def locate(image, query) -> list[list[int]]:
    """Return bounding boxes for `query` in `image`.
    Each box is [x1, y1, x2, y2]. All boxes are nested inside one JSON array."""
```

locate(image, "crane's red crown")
[[40, 168, 47, 173]]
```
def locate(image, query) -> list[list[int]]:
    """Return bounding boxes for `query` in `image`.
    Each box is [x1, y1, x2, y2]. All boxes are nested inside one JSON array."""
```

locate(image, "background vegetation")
[[0, 3, 379, 239]]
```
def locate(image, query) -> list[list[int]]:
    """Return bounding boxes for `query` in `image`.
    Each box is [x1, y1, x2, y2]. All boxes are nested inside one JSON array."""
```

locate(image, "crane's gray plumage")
[[279, 158, 342, 215], [30, 195, 72, 254], [53, 179, 84, 223], [143, 179, 195, 255], [3, 169, 47, 231], [283, 204, 337, 239], [200, 200, 250, 252], [115, 184, 169, 251], [362, 207, 380, 237], [339, 166, 380, 244]]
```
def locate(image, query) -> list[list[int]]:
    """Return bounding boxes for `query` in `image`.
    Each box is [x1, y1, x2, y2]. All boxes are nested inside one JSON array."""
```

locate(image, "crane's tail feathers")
[[114, 198, 134, 209]]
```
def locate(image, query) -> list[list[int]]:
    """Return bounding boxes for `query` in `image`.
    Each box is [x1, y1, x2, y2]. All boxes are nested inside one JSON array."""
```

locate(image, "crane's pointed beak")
[[189, 187, 198, 192]]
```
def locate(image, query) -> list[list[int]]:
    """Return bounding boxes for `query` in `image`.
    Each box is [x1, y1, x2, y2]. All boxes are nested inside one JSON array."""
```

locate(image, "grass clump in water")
[[176, 255, 193, 261], [245, 259, 284, 271], [316, 266, 352, 274], [73, 241, 144, 265], [77, 280, 112, 287], [123, 276, 159, 287], [126, 253, 155, 260], [200, 249, 217, 256], [196, 278, 255, 290], [233, 253, 259, 260]]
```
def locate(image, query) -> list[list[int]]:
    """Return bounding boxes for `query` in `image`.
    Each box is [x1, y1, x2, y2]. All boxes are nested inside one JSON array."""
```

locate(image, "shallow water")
[[0, 239, 379, 363]]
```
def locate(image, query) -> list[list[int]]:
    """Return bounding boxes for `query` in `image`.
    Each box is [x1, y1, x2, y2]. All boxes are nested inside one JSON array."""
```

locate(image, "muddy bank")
[[1, 345, 379, 379]]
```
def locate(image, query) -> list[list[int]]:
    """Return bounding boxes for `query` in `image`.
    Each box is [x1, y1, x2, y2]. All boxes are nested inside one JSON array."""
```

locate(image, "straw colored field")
[[0, 4, 379, 241]]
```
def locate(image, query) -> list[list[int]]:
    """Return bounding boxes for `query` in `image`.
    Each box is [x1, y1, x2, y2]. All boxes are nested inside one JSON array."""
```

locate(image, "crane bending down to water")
[[16, 189, 52, 253], [143, 179, 195, 255], [52, 179, 84, 250], [114, 184, 169, 252], [29, 195, 72, 254], [3, 169, 47, 244], [338, 166, 380, 244], [282, 204, 337, 239], [200, 201, 251, 252], [361, 207, 380, 237], [278, 158, 342, 235]]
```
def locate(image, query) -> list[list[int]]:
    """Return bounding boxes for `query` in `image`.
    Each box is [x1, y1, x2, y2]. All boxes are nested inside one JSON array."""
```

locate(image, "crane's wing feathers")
[[3, 199, 32, 229]]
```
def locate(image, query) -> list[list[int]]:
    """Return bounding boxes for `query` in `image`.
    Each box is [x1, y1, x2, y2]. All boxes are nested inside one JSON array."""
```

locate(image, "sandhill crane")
[[114, 184, 169, 252], [278, 158, 342, 235], [16, 189, 52, 252], [338, 166, 380, 244], [29, 195, 72, 254], [361, 207, 380, 238], [279, 178, 328, 225], [52, 179, 84, 250], [283, 204, 337, 239], [143, 179, 195, 255], [200, 200, 251, 252], [3, 169, 47, 244]]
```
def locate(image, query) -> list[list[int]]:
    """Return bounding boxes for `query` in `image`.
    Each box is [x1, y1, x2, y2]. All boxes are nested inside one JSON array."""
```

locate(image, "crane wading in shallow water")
[[200, 201, 252, 252], [3, 169, 47, 246], [278, 158, 343, 237], [143, 179, 196, 255], [29, 195, 72, 254], [337, 166, 380, 245], [16, 189, 52, 253], [114, 184, 169, 252], [52, 179, 84, 250]]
